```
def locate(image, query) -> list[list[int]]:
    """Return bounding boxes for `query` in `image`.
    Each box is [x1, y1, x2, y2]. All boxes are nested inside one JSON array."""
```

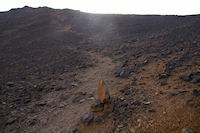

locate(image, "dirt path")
[[24, 51, 119, 133]]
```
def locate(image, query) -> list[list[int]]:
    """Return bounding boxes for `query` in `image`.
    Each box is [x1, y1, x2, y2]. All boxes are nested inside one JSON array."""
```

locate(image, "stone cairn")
[[81, 79, 114, 124]]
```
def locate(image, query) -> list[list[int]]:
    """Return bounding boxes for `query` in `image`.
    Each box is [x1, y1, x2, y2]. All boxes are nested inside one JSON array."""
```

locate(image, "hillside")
[[0, 6, 200, 133]]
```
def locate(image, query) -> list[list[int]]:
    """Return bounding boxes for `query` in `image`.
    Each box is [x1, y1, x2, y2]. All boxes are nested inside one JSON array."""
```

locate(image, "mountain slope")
[[0, 6, 200, 133]]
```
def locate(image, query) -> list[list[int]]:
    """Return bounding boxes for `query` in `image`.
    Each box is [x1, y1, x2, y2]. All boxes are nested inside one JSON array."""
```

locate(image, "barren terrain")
[[0, 6, 200, 133]]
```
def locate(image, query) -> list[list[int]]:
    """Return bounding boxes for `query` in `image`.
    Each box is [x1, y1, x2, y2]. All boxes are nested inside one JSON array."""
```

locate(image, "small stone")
[[181, 73, 192, 81], [55, 85, 67, 91], [192, 89, 200, 96], [129, 105, 136, 110], [87, 97, 95, 100], [148, 109, 156, 112], [72, 128, 79, 133], [91, 99, 104, 112], [158, 73, 169, 79], [117, 124, 124, 128], [160, 80, 167, 86], [93, 115, 102, 123], [191, 68, 200, 74], [37, 101, 46, 106], [6, 117, 17, 125], [71, 83, 78, 87], [182, 128, 193, 133], [81, 112, 94, 124], [58, 103, 66, 108], [186, 99, 193, 104], [119, 107, 125, 114], [73, 94, 85, 103], [190, 76, 200, 83], [143, 101, 151, 105], [79, 99, 85, 103], [124, 89, 131, 95], [120, 69, 131, 78], [6, 82, 14, 87], [114, 69, 121, 77], [120, 97, 125, 101], [159, 91, 164, 94], [169, 92, 179, 96], [102, 112, 110, 120]]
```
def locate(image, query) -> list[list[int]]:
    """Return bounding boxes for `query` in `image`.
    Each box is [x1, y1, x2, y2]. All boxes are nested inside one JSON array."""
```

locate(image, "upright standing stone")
[[97, 79, 110, 103]]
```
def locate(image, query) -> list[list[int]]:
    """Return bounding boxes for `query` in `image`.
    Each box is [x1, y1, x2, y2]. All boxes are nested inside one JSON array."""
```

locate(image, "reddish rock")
[[97, 79, 110, 103]]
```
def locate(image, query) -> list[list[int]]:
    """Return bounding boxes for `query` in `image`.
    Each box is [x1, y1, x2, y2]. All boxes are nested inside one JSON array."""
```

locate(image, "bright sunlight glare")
[[0, 0, 200, 15]]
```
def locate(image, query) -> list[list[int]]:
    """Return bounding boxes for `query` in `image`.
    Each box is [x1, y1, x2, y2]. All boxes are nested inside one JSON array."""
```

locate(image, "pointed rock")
[[97, 79, 110, 103]]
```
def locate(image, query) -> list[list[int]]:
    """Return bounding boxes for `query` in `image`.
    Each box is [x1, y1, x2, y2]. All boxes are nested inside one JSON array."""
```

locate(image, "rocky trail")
[[19, 50, 120, 133]]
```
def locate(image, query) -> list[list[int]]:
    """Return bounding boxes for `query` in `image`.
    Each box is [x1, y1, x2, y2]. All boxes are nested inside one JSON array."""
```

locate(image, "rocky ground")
[[0, 6, 200, 133]]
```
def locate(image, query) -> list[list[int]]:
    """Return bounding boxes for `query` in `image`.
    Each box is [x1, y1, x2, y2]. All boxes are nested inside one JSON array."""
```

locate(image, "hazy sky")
[[1, 0, 200, 15]]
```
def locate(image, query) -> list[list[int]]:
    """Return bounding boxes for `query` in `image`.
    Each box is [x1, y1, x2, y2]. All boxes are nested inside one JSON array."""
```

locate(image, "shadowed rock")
[[81, 112, 94, 124], [91, 99, 104, 112]]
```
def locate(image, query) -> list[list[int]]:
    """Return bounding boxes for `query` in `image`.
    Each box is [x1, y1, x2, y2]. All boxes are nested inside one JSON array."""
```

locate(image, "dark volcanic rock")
[[91, 99, 104, 112], [190, 75, 200, 83], [160, 80, 168, 86], [73, 95, 85, 103], [120, 69, 131, 78], [55, 85, 67, 91], [124, 89, 131, 95], [102, 112, 110, 120], [148, 109, 156, 112], [93, 115, 102, 123], [81, 112, 94, 124], [192, 89, 200, 96], [6, 117, 18, 125], [181, 73, 192, 81], [114, 69, 121, 77], [181, 68, 200, 83], [119, 107, 126, 114], [6, 82, 15, 87]]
